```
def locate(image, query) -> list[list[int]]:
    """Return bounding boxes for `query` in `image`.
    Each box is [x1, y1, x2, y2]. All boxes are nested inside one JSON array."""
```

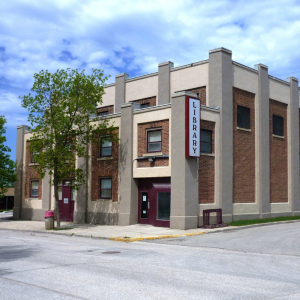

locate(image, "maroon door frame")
[[58, 180, 74, 222], [138, 178, 171, 227]]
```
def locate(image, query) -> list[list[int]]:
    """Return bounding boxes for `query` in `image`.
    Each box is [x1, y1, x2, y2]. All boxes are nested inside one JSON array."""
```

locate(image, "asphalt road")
[[1, 222, 300, 300]]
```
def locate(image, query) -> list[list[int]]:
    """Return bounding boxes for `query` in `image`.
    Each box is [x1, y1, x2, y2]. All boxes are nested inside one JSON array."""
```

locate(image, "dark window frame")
[[273, 115, 284, 136], [141, 103, 150, 109], [200, 129, 212, 154], [100, 136, 113, 157], [99, 177, 112, 199], [98, 111, 109, 117], [147, 129, 162, 153], [237, 105, 250, 129], [30, 180, 39, 198]]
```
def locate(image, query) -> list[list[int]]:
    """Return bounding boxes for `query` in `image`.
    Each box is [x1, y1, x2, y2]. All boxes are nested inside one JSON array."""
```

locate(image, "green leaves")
[[0, 116, 17, 197], [20, 68, 115, 190]]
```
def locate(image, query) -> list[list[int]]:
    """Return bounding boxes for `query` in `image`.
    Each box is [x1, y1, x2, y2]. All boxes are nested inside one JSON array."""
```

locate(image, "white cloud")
[[2, 0, 300, 156]]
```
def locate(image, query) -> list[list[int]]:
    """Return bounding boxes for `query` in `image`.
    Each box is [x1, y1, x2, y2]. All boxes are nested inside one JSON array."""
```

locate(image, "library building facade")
[[14, 47, 300, 229]]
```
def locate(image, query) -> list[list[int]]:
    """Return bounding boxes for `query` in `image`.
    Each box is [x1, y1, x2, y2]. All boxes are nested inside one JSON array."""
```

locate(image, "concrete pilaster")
[[255, 64, 270, 218], [170, 92, 198, 229], [115, 73, 129, 113], [208, 48, 233, 222], [118, 103, 138, 225], [74, 154, 88, 223], [287, 77, 300, 215], [13, 125, 28, 219], [41, 172, 51, 211], [158, 61, 174, 105]]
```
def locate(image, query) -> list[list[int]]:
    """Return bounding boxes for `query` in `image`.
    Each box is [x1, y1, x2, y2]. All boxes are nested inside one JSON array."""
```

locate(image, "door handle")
[[148, 202, 150, 209]]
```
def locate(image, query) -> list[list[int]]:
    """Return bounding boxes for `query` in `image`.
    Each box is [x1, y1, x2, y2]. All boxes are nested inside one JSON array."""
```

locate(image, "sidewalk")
[[0, 213, 233, 242]]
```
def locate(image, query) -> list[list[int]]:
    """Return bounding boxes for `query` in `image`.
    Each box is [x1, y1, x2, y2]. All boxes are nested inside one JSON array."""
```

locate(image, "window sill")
[[143, 152, 163, 157], [137, 155, 169, 160], [98, 198, 112, 201], [97, 157, 113, 161], [27, 198, 41, 200], [200, 153, 215, 157], [29, 163, 39, 166], [272, 134, 284, 139], [237, 127, 251, 132]]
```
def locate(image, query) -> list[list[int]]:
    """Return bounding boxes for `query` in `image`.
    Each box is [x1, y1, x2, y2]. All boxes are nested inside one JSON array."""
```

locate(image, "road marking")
[[109, 232, 206, 242]]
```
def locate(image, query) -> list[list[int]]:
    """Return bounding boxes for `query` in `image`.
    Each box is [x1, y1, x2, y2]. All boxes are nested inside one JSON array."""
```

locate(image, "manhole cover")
[[102, 251, 121, 254]]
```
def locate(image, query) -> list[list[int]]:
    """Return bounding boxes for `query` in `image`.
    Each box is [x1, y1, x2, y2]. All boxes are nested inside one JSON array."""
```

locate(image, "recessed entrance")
[[138, 178, 171, 227], [58, 180, 75, 221]]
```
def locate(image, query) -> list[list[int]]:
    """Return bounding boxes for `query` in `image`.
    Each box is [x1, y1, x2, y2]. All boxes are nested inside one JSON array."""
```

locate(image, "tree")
[[0, 116, 17, 198], [21, 68, 117, 228]]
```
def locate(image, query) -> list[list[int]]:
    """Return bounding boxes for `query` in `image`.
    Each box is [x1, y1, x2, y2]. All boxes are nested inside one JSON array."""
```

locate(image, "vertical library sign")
[[185, 97, 201, 157]]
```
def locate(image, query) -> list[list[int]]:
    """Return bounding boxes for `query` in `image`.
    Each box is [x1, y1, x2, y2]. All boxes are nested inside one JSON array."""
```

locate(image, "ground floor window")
[[30, 180, 39, 198], [100, 178, 112, 199]]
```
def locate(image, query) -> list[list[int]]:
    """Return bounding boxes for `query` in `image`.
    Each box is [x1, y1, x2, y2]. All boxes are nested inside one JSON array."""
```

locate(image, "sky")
[[1, 0, 300, 161]]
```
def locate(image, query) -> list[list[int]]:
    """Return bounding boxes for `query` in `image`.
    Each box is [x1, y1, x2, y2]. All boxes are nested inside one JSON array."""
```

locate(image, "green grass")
[[228, 216, 300, 226], [0, 209, 12, 212]]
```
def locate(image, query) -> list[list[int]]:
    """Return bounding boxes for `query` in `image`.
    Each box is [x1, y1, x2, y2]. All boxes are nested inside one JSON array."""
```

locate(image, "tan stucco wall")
[[233, 64, 258, 94], [101, 85, 116, 107], [126, 75, 158, 102], [269, 78, 290, 104], [170, 63, 208, 94]]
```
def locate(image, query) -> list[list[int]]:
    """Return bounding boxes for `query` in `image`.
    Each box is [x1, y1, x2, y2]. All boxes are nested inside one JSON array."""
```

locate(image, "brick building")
[[13, 48, 300, 229]]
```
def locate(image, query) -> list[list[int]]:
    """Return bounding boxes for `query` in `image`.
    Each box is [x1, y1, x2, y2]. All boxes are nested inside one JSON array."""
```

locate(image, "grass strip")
[[51, 227, 74, 231], [229, 216, 300, 226]]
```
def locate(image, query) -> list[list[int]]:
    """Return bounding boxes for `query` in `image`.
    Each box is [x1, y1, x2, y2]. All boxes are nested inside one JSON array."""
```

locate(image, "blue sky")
[[1, 0, 300, 161]]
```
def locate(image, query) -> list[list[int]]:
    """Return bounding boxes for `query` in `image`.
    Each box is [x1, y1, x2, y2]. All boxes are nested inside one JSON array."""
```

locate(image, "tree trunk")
[[53, 175, 61, 228]]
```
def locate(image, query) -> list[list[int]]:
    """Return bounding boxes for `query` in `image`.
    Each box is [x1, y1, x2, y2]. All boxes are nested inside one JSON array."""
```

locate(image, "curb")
[[1, 219, 299, 242]]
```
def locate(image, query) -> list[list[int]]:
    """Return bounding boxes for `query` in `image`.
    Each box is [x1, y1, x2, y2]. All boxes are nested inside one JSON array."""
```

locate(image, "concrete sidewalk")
[[0, 213, 232, 242]]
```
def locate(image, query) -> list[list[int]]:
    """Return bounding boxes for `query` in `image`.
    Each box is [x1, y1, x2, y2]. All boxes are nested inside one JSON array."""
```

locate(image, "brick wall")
[[25, 142, 42, 199], [199, 120, 215, 204], [177, 86, 206, 106], [233, 87, 255, 203], [130, 96, 156, 107], [91, 129, 119, 202], [270, 99, 288, 203], [137, 120, 169, 168], [97, 105, 114, 115]]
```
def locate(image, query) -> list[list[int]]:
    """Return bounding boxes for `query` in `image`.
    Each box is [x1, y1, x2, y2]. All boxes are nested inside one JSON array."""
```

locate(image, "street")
[[0, 222, 300, 299]]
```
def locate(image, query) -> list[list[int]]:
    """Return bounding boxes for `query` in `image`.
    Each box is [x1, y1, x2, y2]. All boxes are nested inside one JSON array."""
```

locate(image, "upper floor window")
[[98, 111, 109, 117], [273, 115, 284, 136], [237, 105, 250, 129], [200, 130, 212, 154], [30, 180, 39, 198], [100, 137, 112, 157], [147, 129, 161, 153], [31, 151, 38, 163], [141, 103, 150, 109]]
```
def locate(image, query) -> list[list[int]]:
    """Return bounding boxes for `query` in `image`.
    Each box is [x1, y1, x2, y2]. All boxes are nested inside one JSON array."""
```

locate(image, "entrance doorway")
[[138, 178, 171, 227], [58, 180, 75, 221]]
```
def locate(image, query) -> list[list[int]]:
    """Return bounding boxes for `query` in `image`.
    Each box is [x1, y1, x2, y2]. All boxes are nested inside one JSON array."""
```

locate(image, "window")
[[147, 130, 162, 153], [100, 137, 112, 157], [273, 115, 284, 136], [201, 130, 212, 153], [31, 151, 38, 163], [237, 105, 250, 129], [100, 178, 112, 199], [98, 111, 109, 117], [30, 180, 39, 198], [141, 103, 150, 109]]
